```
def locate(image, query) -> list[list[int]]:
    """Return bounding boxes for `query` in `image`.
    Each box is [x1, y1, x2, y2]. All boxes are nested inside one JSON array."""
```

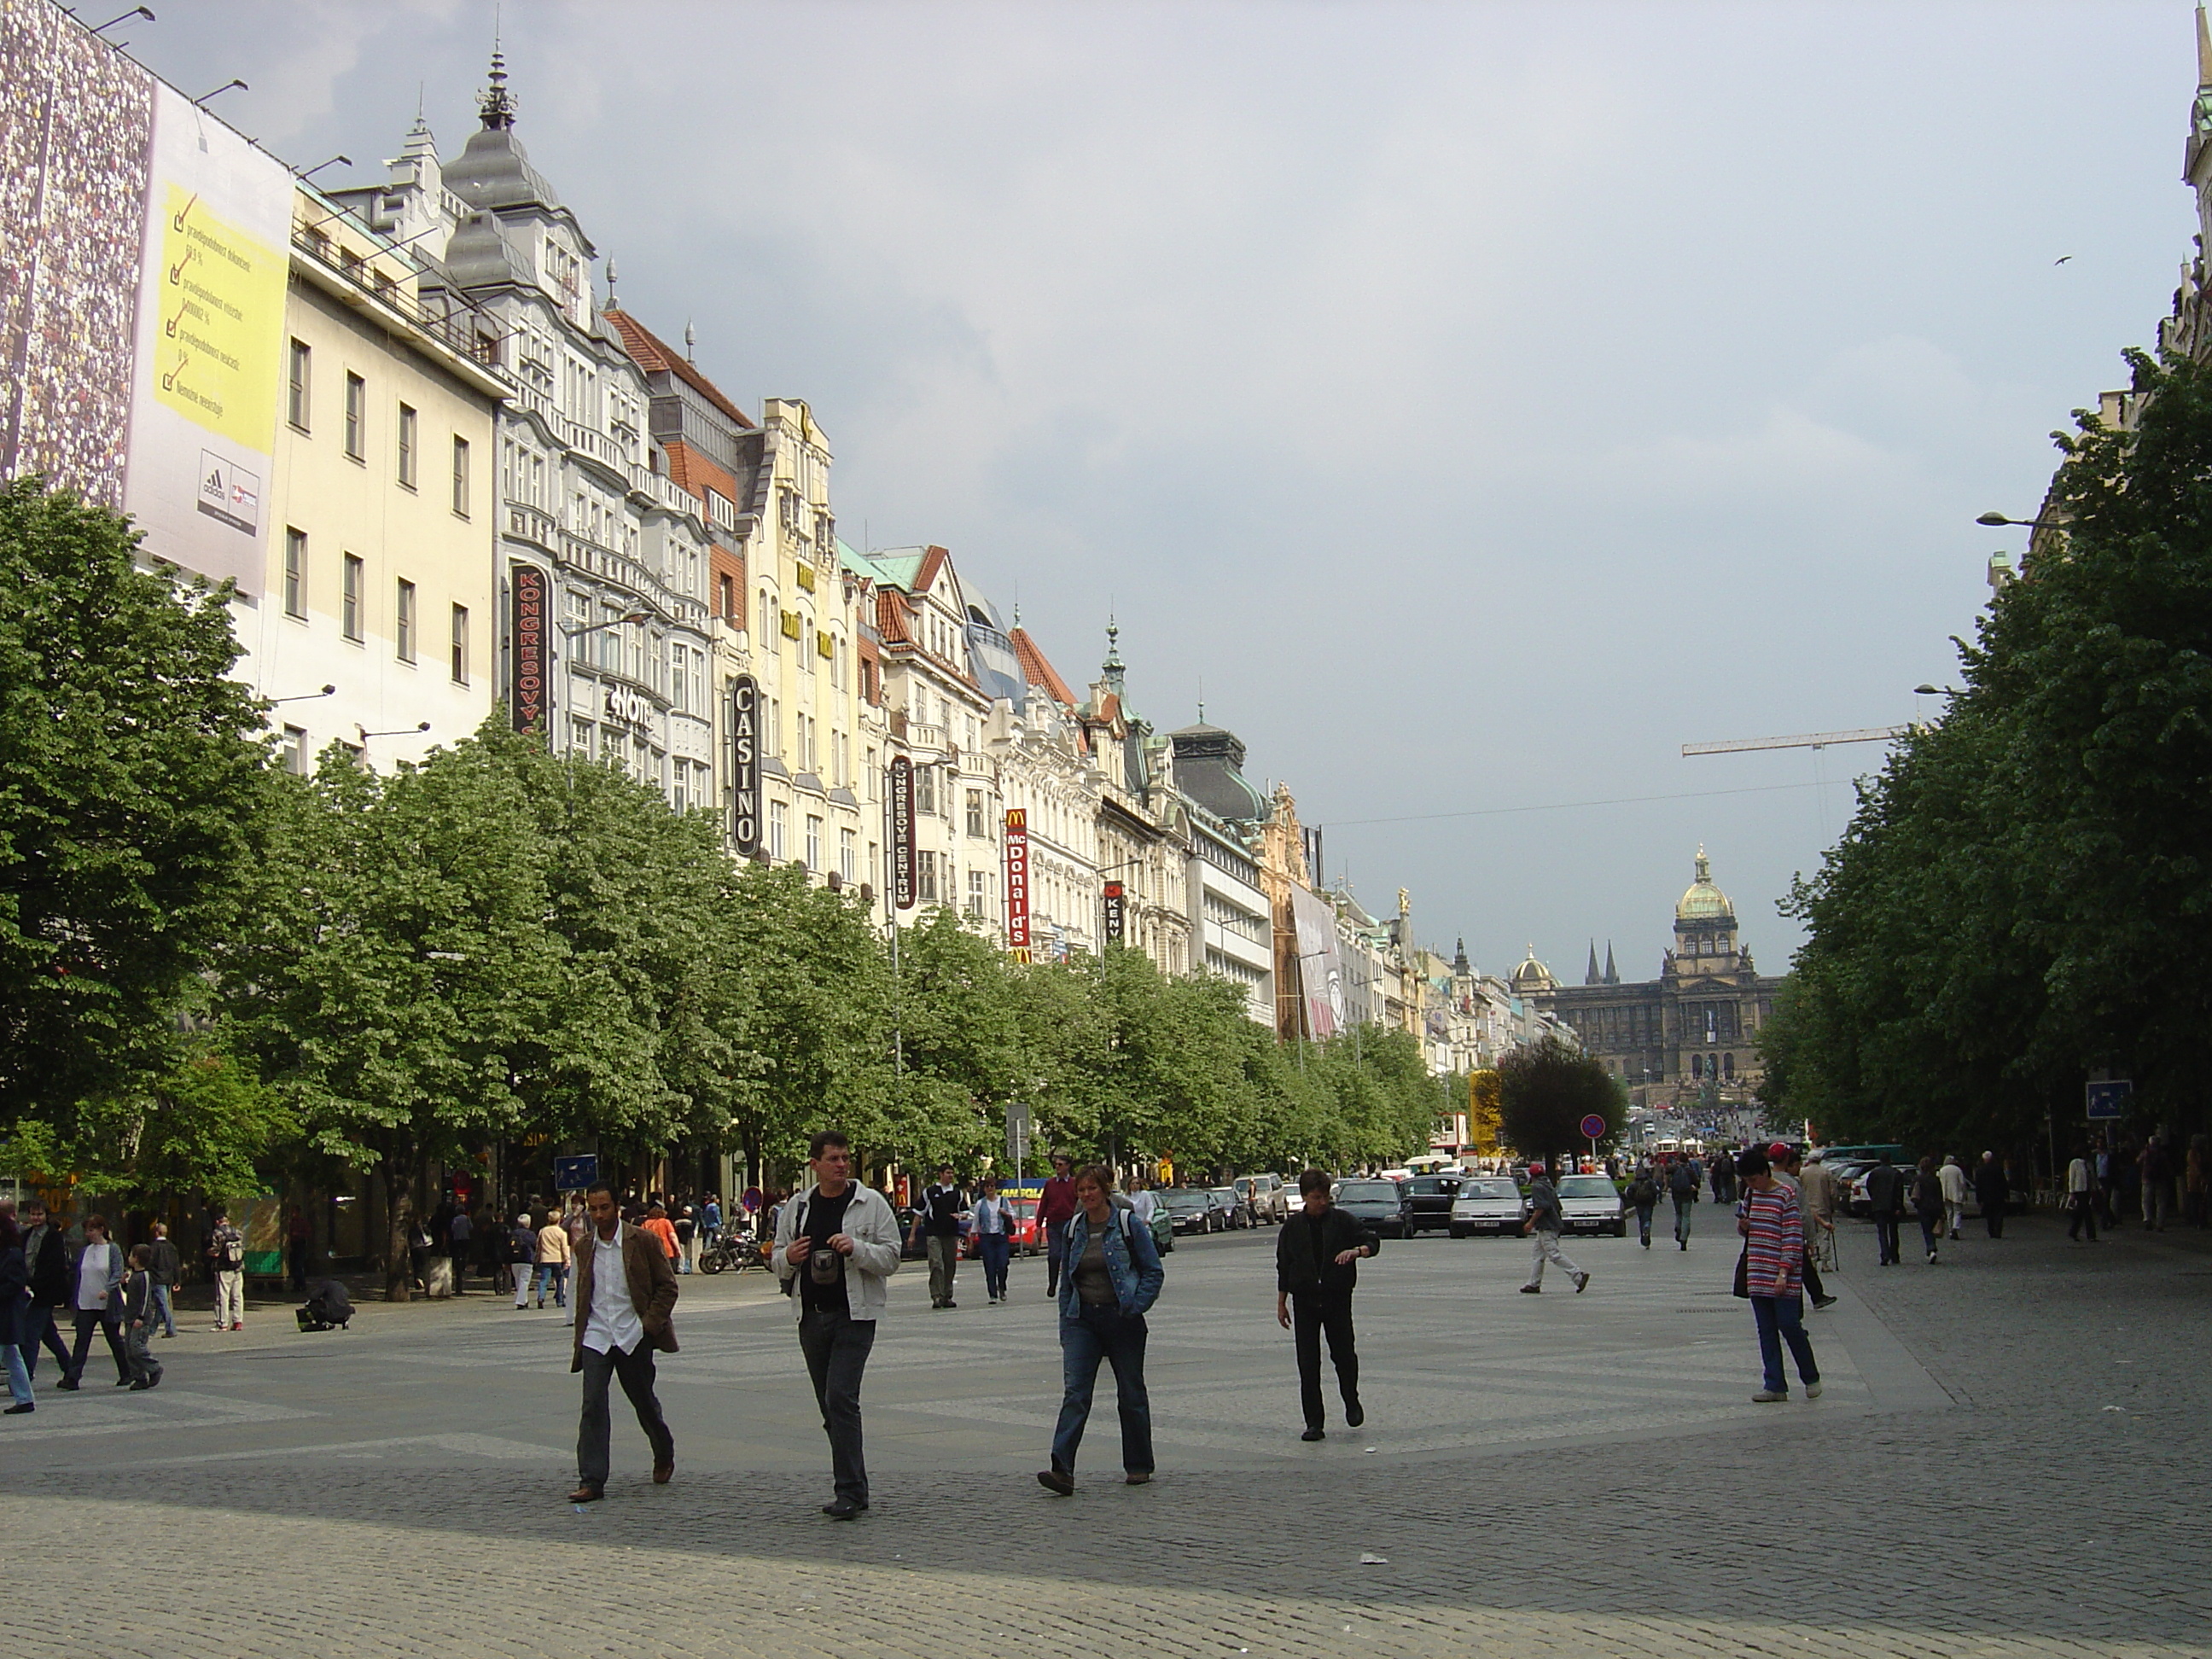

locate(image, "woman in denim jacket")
[[1037, 1164, 1165, 1495]]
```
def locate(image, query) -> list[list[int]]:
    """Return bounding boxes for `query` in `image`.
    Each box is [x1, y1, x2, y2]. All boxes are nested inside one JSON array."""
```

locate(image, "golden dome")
[[1676, 847, 1735, 923], [1510, 946, 1556, 992]]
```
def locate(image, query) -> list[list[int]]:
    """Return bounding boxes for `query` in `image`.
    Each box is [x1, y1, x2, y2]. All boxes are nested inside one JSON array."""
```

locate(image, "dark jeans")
[[1801, 1247, 1827, 1303], [1051, 1304, 1152, 1476], [1985, 1201, 2005, 1238], [1750, 1294, 1819, 1394], [1291, 1292, 1359, 1429], [1045, 1220, 1069, 1296], [70, 1308, 130, 1383], [977, 1233, 1011, 1300], [2068, 1193, 2099, 1241], [575, 1341, 673, 1492], [17, 1303, 71, 1378], [798, 1309, 877, 1505], [1672, 1196, 1695, 1243], [1634, 1203, 1655, 1246], [288, 1239, 309, 1291], [151, 1284, 176, 1337], [1873, 1212, 1901, 1264], [1916, 1210, 1941, 1258]]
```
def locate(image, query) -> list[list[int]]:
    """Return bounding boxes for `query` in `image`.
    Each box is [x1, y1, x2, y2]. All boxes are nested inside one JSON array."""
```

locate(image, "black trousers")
[[70, 1308, 130, 1382], [799, 1308, 877, 1504], [1800, 1246, 1826, 1302], [2068, 1193, 2098, 1241], [1984, 1202, 2005, 1239], [1291, 1292, 1359, 1429], [576, 1340, 673, 1491], [1873, 1212, 1901, 1264]]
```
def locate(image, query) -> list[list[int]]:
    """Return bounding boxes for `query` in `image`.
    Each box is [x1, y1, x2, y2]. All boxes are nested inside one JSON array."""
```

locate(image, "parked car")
[[1208, 1186, 1249, 1229], [1449, 1176, 1528, 1237], [1555, 1173, 1627, 1236], [959, 1196, 1045, 1260], [1330, 1177, 1412, 1239], [1159, 1188, 1219, 1236], [1236, 1173, 1290, 1225], [1400, 1174, 1463, 1236]]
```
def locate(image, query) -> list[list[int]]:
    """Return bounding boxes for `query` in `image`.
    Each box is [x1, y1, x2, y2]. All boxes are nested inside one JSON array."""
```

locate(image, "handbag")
[[1732, 1245, 1750, 1299]]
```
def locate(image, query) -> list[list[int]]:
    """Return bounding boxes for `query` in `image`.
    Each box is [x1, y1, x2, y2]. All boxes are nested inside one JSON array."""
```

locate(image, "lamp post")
[[267, 684, 337, 706], [193, 79, 247, 105], [1975, 511, 2061, 530]]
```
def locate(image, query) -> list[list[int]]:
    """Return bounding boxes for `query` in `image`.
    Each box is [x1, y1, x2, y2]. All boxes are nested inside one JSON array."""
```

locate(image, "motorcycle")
[[696, 1227, 762, 1274]]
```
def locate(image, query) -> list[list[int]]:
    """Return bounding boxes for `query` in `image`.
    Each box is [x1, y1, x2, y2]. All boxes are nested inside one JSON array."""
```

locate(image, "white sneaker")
[[1751, 1389, 1788, 1403], [1806, 1382, 1823, 1400]]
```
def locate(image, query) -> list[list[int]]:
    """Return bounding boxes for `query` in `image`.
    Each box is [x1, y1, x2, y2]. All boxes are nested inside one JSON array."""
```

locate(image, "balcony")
[[504, 501, 558, 551]]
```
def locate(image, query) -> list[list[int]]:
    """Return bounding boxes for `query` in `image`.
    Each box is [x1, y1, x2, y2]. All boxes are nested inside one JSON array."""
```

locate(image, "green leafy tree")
[[1496, 1034, 1622, 1170]]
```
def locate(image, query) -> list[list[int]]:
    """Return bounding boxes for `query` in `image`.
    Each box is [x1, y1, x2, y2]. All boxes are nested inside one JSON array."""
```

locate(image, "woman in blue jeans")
[[1038, 1166, 1164, 1495]]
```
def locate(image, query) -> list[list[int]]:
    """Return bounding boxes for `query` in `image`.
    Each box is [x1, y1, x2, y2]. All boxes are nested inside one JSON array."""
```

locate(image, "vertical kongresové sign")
[[1003, 807, 1031, 963], [888, 754, 916, 910], [509, 562, 547, 732], [729, 672, 761, 853]]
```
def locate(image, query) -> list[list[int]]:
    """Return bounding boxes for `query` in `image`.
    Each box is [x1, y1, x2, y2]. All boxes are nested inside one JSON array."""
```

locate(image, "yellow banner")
[[154, 184, 284, 448]]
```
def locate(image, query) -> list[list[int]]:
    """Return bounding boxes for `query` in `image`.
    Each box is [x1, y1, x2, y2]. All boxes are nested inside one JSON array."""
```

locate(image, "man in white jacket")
[[1937, 1155, 1970, 1243], [775, 1129, 902, 1519]]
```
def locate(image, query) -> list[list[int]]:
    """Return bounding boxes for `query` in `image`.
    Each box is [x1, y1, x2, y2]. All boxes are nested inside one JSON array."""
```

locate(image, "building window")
[[840, 827, 857, 882], [449, 603, 469, 684], [806, 814, 823, 872], [395, 579, 416, 662], [966, 867, 987, 919], [717, 572, 734, 619], [343, 372, 365, 460], [287, 339, 311, 430], [759, 588, 775, 644], [916, 850, 939, 905], [282, 724, 308, 775], [451, 436, 471, 516], [571, 716, 594, 756], [768, 800, 788, 861], [341, 554, 364, 641], [672, 761, 689, 813], [965, 789, 986, 839], [397, 402, 416, 487], [913, 765, 936, 818], [282, 527, 306, 619]]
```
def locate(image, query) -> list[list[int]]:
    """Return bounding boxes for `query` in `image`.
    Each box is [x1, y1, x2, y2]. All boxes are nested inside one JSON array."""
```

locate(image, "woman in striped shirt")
[[1737, 1146, 1821, 1404]]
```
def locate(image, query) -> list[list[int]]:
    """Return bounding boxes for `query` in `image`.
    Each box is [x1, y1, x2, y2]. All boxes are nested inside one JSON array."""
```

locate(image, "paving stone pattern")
[[4, 1209, 2207, 1657]]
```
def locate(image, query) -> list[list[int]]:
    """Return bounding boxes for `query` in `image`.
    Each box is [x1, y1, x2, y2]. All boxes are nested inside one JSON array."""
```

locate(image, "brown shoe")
[[568, 1485, 603, 1504], [653, 1460, 674, 1485]]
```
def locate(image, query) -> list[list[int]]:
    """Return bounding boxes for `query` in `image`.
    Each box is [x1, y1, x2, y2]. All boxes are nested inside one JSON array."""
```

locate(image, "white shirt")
[[2068, 1157, 2093, 1196], [76, 1239, 116, 1308], [581, 1225, 644, 1357], [1130, 1190, 1159, 1224]]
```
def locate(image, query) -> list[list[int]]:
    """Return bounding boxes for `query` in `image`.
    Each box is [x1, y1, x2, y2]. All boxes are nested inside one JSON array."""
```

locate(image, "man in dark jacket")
[[1973, 1152, 2010, 1239], [1275, 1169, 1379, 1441], [16, 1200, 73, 1381], [1865, 1155, 1905, 1266], [1037, 1155, 1078, 1300], [568, 1183, 679, 1504]]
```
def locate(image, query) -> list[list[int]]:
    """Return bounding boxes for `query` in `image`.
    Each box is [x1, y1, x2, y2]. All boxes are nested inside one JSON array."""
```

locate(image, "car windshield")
[[1336, 1181, 1400, 1202], [1558, 1178, 1618, 1197], [1460, 1179, 1522, 1200], [1406, 1178, 1458, 1196], [1161, 1190, 1210, 1211]]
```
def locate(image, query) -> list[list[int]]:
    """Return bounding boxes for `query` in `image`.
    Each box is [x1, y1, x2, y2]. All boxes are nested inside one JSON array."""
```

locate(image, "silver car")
[[1235, 1173, 1289, 1224], [1449, 1176, 1527, 1237]]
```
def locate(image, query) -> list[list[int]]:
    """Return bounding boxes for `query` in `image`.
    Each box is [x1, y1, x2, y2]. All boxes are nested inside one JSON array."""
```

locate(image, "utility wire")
[[1319, 777, 1850, 830]]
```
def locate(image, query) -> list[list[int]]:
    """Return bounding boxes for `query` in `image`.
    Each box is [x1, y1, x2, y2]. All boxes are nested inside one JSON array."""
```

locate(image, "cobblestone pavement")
[[5, 1209, 2208, 1656]]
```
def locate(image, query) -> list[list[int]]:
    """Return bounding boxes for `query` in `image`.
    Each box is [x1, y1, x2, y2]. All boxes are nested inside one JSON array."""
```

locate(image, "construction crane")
[[1680, 725, 1910, 757]]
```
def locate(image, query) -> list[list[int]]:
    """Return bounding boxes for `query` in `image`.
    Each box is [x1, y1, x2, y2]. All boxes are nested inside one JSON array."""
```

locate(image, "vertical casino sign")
[[728, 673, 761, 854], [888, 754, 917, 910], [509, 563, 548, 733], [1003, 808, 1031, 963]]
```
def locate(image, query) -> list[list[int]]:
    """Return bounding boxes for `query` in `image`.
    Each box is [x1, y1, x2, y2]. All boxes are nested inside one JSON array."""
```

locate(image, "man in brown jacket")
[[569, 1183, 679, 1503]]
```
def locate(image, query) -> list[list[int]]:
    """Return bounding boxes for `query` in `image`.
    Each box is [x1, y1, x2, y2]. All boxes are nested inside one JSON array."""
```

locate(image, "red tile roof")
[[604, 306, 754, 430], [1010, 627, 1076, 706]]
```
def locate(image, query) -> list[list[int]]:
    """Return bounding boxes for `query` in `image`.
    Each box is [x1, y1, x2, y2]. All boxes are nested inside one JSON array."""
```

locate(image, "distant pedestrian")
[[701, 1195, 724, 1249], [568, 1184, 678, 1504], [1275, 1168, 1375, 1441], [1668, 1155, 1700, 1250], [64, 1214, 130, 1391], [1864, 1155, 1904, 1266], [535, 1210, 573, 1310], [1737, 1147, 1819, 1403], [1625, 1168, 1660, 1249], [448, 1206, 473, 1293], [1710, 1154, 1737, 1207], [2066, 1146, 2100, 1243], [1037, 1154, 1079, 1299], [120, 1245, 163, 1391], [1769, 1145, 1835, 1310], [1038, 1164, 1163, 1495], [2, 1208, 33, 1413], [971, 1177, 1015, 1305], [16, 1200, 73, 1382], [1797, 1154, 1840, 1272], [640, 1203, 680, 1272], [207, 1208, 247, 1329], [1937, 1156, 1968, 1241], [1972, 1152, 2009, 1239], [2139, 1138, 2172, 1232], [918, 1165, 968, 1310], [775, 1130, 903, 1519], [147, 1223, 179, 1338], [1128, 1177, 1161, 1236], [673, 1206, 696, 1274], [510, 1213, 540, 1308], [1520, 1163, 1590, 1295], [1911, 1157, 1944, 1265]]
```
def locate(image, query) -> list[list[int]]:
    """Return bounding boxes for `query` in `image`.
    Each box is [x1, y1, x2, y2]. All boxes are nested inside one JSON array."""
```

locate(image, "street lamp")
[[1975, 510, 2060, 530], [193, 78, 247, 104], [267, 684, 337, 706], [358, 721, 430, 742], [294, 154, 352, 182], [562, 609, 649, 643], [90, 6, 154, 33]]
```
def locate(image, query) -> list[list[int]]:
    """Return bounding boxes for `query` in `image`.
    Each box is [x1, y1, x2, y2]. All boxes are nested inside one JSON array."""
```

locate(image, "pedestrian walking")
[[701, 1195, 724, 1249], [147, 1223, 180, 1338], [568, 1184, 678, 1504], [1710, 1153, 1737, 1208], [1736, 1146, 1819, 1403], [1937, 1155, 1969, 1242], [1911, 1156, 1944, 1265], [970, 1177, 1015, 1305], [1037, 1153, 1079, 1299], [509, 1213, 541, 1308], [1972, 1151, 2009, 1239], [535, 1209, 573, 1309], [2139, 1138, 2173, 1232], [672, 1205, 696, 1274], [1625, 1167, 1660, 1249], [16, 1200, 74, 1382], [1038, 1164, 1164, 1495], [448, 1205, 472, 1293], [1864, 1154, 1904, 1266], [1275, 1168, 1376, 1441], [119, 1245, 163, 1391], [774, 1130, 903, 1519], [2066, 1146, 2100, 1242], [1519, 1163, 1590, 1294], [1128, 1177, 1161, 1237], [917, 1166, 968, 1310], [640, 1203, 680, 1273], [63, 1214, 130, 1391], [1768, 1145, 1836, 1310], [1797, 1153, 1841, 1272], [2, 1207, 34, 1413], [562, 1196, 590, 1327], [1668, 1155, 1700, 1249], [207, 1208, 247, 1329]]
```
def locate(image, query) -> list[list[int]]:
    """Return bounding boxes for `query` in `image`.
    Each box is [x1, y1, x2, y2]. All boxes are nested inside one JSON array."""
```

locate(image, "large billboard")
[[1289, 885, 1346, 1039], [2, 1, 290, 596]]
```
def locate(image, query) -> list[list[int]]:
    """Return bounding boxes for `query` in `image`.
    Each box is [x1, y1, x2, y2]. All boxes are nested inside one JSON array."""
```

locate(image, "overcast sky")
[[131, 0, 2194, 981]]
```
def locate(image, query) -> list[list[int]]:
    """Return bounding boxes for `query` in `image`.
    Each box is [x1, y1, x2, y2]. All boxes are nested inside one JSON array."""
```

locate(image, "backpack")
[[1667, 1163, 1695, 1197], [215, 1229, 244, 1271]]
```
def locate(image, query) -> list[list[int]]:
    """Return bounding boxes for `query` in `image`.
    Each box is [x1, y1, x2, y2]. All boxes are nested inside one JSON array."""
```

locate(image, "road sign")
[[2085, 1080, 2132, 1121], [1580, 1114, 1609, 1141], [1006, 1103, 1033, 1167], [552, 1154, 598, 1193]]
